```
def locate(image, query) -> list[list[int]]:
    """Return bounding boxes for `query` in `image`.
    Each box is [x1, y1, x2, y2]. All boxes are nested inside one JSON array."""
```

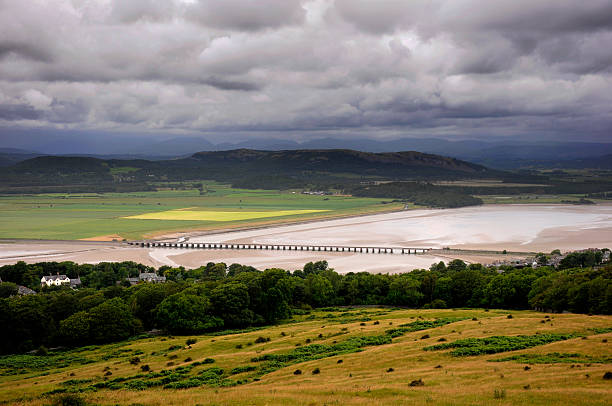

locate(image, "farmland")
[[1, 308, 610, 406], [0, 185, 403, 240]]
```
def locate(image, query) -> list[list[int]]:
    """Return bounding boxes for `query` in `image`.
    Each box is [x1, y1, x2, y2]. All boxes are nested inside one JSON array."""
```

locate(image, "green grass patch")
[[491, 352, 612, 364], [385, 317, 467, 338], [0, 353, 95, 376], [424, 333, 577, 356], [250, 335, 392, 376], [0, 188, 396, 239]]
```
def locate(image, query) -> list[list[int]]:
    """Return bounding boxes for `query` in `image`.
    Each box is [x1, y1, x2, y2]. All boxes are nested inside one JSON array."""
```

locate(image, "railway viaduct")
[[129, 241, 430, 255]]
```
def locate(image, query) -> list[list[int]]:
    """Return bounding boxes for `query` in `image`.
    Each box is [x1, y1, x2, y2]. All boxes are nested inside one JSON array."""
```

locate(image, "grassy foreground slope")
[[2, 308, 610, 406]]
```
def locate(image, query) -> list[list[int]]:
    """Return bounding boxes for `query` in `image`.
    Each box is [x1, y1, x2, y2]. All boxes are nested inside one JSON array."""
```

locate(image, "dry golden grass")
[[3, 309, 611, 406]]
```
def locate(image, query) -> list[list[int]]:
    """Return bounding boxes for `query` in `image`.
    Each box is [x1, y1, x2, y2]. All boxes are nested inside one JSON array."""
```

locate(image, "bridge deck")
[[128, 241, 430, 254]]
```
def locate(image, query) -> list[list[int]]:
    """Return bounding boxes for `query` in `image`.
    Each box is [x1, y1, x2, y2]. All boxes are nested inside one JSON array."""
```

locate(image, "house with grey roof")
[[41, 274, 70, 287], [139, 272, 166, 283]]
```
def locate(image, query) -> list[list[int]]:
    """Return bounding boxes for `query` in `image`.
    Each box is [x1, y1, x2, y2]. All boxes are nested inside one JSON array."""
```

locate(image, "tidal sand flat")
[[2, 204, 610, 272], [187, 204, 612, 252]]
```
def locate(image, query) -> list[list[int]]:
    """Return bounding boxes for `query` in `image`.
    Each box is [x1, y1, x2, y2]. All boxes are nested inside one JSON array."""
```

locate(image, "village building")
[[41, 274, 71, 287], [126, 273, 167, 285], [70, 277, 82, 289], [18, 285, 36, 295], [139, 272, 166, 283]]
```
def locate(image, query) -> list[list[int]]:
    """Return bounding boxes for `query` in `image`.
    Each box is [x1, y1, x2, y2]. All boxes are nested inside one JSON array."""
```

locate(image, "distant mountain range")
[[1, 136, 611, 169]]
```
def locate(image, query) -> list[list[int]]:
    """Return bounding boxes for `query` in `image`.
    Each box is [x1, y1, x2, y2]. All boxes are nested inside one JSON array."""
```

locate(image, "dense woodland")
[[0, 255, 610, 355]]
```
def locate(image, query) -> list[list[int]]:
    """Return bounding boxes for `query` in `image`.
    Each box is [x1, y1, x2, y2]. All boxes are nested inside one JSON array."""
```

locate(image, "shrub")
[[140, 365, 150, 372], [293, 369, 302, 375], [421, 334, 430, 340], [507, 314, 513, 319], [493, 388, 506, 399], [203, 358, 215, 364], [254, 336, 270, 344], [409, 379, 424, 386], [337, 359, 343, 364], [387, 368, 394, 372], [312, 368, 320, 375], [603, 372, 612, 380], [129, 357, 141, 365], [36, 346, 49, 356], [52, 393, 86, 406], [186, 338, 197, 346], [230, 365, 257, 375], [184, 357, 192, 362]]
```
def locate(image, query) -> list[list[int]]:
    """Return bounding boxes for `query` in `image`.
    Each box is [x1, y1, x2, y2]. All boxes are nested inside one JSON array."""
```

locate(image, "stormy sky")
[[1, 0, 611, 148]]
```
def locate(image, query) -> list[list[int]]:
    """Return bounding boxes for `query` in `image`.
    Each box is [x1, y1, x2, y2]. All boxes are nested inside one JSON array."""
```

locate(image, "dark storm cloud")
[[0, 0, 610, 143]]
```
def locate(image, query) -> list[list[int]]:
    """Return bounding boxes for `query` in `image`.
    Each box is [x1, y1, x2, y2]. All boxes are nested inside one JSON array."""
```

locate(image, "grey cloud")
[[203, 77, 260, 91], [187, 0, 306, 31], [0, 0, 610, 143], [0, 41, 53, 62], [109, 0, 177, 23], [0, 104, 42, 121]]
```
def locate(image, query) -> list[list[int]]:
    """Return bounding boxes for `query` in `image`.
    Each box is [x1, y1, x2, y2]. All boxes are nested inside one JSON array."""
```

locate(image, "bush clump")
[[409, 379, 424, 387], [312, 368, 320, 375], [186, 338, 197, 346], [52, 393, 87, 406], [230, 365, 257, 375]]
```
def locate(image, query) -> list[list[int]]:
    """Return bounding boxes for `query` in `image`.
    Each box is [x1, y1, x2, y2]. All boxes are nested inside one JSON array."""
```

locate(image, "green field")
[[0, 185, 403, 240], [1, 308, 610, 406]]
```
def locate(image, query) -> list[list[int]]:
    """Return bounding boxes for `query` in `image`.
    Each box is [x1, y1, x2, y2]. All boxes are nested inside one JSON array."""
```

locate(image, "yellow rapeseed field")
[[124, 208, 330, 221]]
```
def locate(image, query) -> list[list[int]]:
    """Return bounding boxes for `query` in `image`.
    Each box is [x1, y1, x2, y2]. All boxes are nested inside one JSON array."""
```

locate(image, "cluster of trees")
[[349, 182, 483, 208], [0, 259, 610, 354]]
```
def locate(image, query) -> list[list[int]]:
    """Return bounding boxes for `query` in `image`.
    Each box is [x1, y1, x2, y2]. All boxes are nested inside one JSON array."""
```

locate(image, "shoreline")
[[1, 203, 610, 273]]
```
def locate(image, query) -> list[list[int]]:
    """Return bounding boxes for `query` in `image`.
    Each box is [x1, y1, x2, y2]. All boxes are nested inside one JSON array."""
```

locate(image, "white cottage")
[[41, 274, 71, 287]]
